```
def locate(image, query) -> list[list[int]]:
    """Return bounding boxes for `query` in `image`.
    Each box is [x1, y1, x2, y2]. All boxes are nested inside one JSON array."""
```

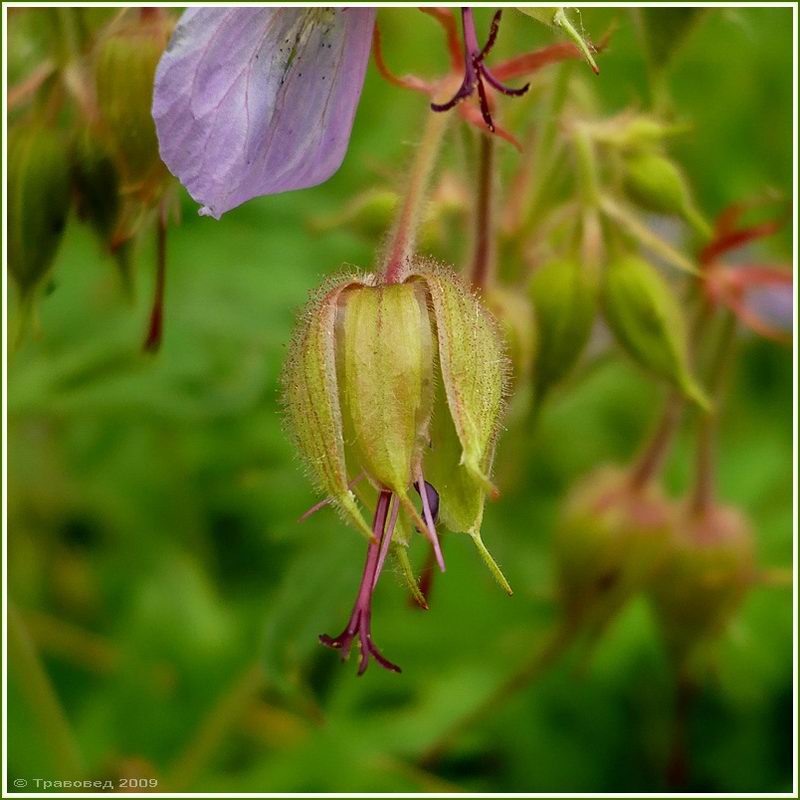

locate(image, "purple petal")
[[153, 8, 375, 218], [747, 283, 794, 335]]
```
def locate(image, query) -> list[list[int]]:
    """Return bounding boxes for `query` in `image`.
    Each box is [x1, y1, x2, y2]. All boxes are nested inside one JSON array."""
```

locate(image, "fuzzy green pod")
[[8, 123, 72, 298], [623, 150, 710, 237], [602, 254, 709, 408], [555, 467, 672, 633], [649, 504, 755, 669], [338, 282, 434, 498], [94, 12, 169, 198], [529, 258, 597, 401], [281, 262, 511, 591]]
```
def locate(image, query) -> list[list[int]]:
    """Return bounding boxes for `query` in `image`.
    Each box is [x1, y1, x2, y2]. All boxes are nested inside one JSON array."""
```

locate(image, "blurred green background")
[[7, 6, 794, 793]]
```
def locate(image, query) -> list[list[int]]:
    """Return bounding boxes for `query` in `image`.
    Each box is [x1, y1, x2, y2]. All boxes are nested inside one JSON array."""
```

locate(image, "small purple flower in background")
[[152, 8, 375, 218], [700, 201, 793, 344]]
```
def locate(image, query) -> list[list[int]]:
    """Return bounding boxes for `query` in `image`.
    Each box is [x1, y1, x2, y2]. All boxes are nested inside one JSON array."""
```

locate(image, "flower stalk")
[[471, 133, 496, 291], [143, 201, 169, 352], [381, 109, 450, 283], [689, 311, 738, 516]]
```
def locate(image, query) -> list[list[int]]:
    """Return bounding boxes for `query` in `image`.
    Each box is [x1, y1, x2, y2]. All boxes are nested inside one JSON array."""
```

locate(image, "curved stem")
[[143, 202, 168, 352], [628, 294, 712, 492], [628, 391, 683, 492], [419, 620, 576, 768], [8, 605, 84, 776], [380, 109, 450, 284], [167, 662, 265, 791], [689, 311, 737, 516], [471, 133, 495, 291]]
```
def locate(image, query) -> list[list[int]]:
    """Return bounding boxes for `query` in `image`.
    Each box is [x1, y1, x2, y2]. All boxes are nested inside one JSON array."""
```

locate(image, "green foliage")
[[7, 6, 792, 794]]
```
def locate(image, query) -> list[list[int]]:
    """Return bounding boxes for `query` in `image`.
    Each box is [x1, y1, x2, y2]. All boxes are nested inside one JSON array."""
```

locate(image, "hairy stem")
[[471, 134, 495, 291], [381, 109, 450, 284]]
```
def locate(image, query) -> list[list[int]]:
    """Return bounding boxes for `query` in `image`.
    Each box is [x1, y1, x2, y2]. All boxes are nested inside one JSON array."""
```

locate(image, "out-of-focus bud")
[[555, 467, 672, 632], [529, 258, 597, 402], [602, 254, 710, 409], [72, 127, 121, 243], [310, 189, 399, 240], [484, 287, 537, 389], [622, 150, 711, 238], [310, 175, 468, 255], [71, 126, 147, 294], [591, 114, 690, 152], [649, 503, 755, 669], [8, 122, 71, 301], [94, 9, 170, 201]]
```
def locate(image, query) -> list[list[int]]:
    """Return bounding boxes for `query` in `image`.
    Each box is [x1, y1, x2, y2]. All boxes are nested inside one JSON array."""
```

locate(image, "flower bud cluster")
[[8, 9, 173, 341]]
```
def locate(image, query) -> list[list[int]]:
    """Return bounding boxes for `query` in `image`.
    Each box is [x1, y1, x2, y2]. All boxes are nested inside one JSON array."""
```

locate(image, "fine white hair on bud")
[[280, 259, 511, 673]]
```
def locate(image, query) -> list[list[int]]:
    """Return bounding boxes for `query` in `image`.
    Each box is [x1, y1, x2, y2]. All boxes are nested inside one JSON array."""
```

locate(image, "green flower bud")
[[94, 11, 169, 200], [622, 150, 711, 237], [72, 128, 120, 241], [555, 467, 672, 632], [649, 504, 755, 668], [310, 189, 399, 240], [71, 128, 137, 292], [484, 287, 537, 389], [602, 254, 710, 408], [593, 114, 690, 152], [282, 262, 510, 588], [282, 262, 511, 673], [529, 258, 597, 401], [8, 123, 71, 298]]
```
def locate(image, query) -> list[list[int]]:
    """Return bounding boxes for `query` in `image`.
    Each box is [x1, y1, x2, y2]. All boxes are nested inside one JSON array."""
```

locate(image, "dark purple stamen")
[[319, 490, 401, 675], [431, 9, 530, 133], [414, 474, 445, 572], [413, 480, 440, 524]]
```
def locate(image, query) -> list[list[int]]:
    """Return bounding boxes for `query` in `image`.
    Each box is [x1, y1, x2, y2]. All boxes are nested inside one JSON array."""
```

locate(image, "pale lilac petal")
[[153, 8, 375, 218], [747, 283, 794, 336]]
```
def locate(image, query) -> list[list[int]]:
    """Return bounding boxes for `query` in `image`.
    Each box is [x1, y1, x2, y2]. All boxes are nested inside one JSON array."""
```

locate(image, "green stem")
[[628, 390, 683, 492], [419, 620, 576, 768], [573, 127, 601, 208], [689, 311, 737, 516], [8, 605, 84, 776], [666, 674, 696, 788], [471, 134, 495, 291], [381, 109, 450, 284], [167, 662, 265, 791], [627, 295, 711, 492], [520, 61, 573, 235]]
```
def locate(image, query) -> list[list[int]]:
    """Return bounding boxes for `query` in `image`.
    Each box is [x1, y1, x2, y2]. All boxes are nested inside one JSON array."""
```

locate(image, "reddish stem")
[[143, 205, 167, 353]]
